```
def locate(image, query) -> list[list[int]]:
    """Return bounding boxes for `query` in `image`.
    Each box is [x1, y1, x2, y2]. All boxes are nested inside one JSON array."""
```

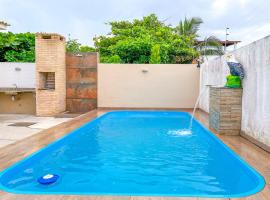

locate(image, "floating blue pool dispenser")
[[37, 174, 59, 185]]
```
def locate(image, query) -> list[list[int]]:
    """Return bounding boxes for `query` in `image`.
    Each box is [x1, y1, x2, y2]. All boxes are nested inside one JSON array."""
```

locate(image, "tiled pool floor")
[[0, 109, 269, 200]]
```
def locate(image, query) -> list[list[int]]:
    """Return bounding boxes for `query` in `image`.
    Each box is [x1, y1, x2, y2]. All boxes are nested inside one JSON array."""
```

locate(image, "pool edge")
[[0, 110, 266, 198]]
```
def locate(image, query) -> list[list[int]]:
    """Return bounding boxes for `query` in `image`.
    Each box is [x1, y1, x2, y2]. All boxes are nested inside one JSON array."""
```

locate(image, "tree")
[[197, 36, 224, 56], [175, 17, 223, 58], [66, 35, 96, 53], [80, 46, 96, 52], [150, 44, 161, 64], [104, 55, 121, 63], [66, 37, 81, 53], [4, 50, 35, 62], [94, 14, 199, 64], [0, 33, 96, 62], [0, 32, 35, 62], [175, 17, 203, 39]]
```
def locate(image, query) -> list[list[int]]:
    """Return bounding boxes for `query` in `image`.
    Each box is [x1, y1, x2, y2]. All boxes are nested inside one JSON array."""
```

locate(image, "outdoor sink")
[[4, 91, 18, 95], [0, 88, 35, 95]]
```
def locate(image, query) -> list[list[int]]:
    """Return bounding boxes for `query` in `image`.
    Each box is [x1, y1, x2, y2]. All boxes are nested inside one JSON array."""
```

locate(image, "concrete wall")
[[0, 62, 35, 88], [98, 64, 200, 108], [0, 93, 36, 114], [199, 35, 270, 149], [66, 52, 98, 113]]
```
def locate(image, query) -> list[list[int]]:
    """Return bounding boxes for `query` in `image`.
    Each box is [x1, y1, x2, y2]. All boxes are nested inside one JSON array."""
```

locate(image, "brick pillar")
[[35, 33, 66, 116], [209, 86, 242, 135]]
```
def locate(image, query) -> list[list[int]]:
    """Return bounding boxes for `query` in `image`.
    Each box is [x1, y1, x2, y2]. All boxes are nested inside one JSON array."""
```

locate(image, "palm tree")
[[194, 36, 224, 66], [175, 17, 203, 39], [175, 17, 223, 54], [197, 36, 224, 56], [175, 17, 224, 64]]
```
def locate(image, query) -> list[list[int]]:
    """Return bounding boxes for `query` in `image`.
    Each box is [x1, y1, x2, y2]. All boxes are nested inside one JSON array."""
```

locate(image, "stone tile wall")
[[209, 86, 242, 135], [66, 53, 98, 113]]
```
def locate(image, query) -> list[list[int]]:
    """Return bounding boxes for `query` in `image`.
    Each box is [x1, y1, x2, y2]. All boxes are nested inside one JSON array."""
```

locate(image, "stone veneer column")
[[35, 33, 66, 116], [209, 86, 242, 135]]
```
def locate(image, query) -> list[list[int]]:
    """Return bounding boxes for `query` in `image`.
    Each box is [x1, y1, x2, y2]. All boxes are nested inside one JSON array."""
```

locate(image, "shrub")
[[0, 32, 35, 62], [107, 55, 121, 63], [150, 44, 161, 64]]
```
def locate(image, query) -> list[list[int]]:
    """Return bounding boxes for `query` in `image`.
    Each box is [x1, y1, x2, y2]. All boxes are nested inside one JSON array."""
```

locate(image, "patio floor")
[[0, 108, 269, 200], [0, 114, 73, 148]]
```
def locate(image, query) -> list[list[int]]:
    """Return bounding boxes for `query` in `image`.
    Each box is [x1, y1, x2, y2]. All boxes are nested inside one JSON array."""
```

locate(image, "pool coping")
[[0, 109, 269, 200]]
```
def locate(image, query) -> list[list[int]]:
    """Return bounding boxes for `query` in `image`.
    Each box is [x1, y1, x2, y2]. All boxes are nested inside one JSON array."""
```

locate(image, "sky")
[[1, 0, 270, 48]]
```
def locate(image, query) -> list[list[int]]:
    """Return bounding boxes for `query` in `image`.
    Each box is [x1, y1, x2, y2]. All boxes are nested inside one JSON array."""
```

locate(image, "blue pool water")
[[0, 111, 265, 197]]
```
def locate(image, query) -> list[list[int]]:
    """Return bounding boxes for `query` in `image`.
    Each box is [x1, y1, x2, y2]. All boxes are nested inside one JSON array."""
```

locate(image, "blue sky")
[[1, 0, 270, 47]]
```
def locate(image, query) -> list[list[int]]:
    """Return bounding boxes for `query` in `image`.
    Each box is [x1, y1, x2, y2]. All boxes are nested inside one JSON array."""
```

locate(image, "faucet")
[[12, 84, 18, 90]]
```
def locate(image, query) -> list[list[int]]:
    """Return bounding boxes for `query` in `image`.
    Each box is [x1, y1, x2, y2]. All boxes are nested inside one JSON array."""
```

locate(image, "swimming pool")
[[0, 111, 265, 197]]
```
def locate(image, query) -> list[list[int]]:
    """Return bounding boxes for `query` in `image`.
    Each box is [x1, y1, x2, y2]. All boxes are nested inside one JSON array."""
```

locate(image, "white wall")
[[199, 35, 270, 148], [98, 64, 200, 108], [0, 62, 35, 88]]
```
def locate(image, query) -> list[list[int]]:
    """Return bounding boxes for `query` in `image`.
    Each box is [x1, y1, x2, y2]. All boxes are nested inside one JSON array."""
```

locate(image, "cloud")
[[239, 0, 250, 6], [210, 0, 251, 18], [211, 0, 230, 17], [0, 0, 269, 47], [233, 22, 270, 46]]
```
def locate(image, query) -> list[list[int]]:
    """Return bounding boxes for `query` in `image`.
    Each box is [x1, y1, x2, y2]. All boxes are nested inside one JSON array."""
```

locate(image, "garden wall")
[[0, 62, 35, 88], [98, 64, 200, 108], [199, 35, 270, 150], [0, 62, 36, 114]]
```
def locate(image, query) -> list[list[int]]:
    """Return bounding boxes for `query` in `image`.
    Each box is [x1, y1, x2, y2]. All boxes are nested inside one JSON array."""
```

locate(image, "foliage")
[[0, 32, 35, 62], [197, 36, 224, 56], [66, 37, 81, 53], [4, 50, 35, 62], [94, 14, 199, 64], [0, 15, 221, 64], [80, 45, 96, 52], [101, 55, 121, 63], [0, 33, 97, 62], [66, 35, 96, 53], [150, 44, 161, 64], [175, 17, 223, 59], [175, 17, 203, 39]]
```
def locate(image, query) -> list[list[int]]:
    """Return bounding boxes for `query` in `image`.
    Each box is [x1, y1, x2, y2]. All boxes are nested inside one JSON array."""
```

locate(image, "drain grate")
[[8, 122, 36, 127]]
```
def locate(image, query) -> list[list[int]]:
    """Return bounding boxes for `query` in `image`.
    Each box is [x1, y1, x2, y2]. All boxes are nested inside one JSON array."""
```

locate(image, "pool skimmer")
[[37, 174, 59, 185]]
